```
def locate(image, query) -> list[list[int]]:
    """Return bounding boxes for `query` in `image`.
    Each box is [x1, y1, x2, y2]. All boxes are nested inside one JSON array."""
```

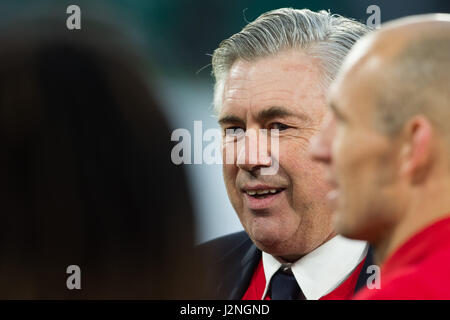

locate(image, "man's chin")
[[252, 238, 305, 262], [248, 230, 293, 256], [242, 210, 298, 253], [247, 229, 281, 251]]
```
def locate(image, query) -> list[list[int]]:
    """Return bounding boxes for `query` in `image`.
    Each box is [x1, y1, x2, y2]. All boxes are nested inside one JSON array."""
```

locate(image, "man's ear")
[[399, 115, 433, 183]]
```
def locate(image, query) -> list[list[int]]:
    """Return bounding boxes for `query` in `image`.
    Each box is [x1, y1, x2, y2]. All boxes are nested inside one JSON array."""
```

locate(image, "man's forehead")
[[220, 86, 324, 121], [330, 40, 382, 108], [224, 59, 288, 90], [327, 64, 380, 124], [223, 57, 322, 100], [218, 50, 327, 124], [227, 51, 319, 79]]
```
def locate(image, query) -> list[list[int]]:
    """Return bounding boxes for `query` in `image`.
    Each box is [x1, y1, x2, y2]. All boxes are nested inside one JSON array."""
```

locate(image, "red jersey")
[[355, 215, 450, 300]]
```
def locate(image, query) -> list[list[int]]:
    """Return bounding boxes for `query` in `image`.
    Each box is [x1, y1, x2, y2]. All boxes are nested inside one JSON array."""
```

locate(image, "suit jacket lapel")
[[216, 240, 261, 300], [228, 244, 260, 299]]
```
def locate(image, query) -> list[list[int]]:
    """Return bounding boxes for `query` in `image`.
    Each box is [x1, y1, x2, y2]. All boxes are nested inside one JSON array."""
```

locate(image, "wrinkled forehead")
[[219, 52, 326, 119]]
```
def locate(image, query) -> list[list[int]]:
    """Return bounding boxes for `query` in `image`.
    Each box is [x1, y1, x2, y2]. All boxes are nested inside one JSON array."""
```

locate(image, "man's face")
[[310, 67, 403, 242], [218, 50, 334, 260]]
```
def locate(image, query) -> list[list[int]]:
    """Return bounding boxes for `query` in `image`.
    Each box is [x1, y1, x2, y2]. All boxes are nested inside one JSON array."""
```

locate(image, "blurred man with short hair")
[[310, 13, 450, 299]]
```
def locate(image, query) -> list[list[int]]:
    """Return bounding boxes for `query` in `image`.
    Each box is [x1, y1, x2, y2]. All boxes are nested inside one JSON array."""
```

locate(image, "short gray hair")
[[212, 8, 372, 113]]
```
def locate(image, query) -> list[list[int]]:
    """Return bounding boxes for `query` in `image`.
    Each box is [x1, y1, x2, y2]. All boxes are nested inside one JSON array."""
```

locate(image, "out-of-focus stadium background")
[[2, 0, 449, 243]]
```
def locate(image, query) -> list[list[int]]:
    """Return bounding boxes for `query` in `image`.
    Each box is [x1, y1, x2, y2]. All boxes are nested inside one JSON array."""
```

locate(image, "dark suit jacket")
[[197, 231, 374, 300]]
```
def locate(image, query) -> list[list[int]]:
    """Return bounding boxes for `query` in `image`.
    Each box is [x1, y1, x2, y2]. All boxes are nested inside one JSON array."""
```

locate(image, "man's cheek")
[[222, 166, 234, 188], [278, 148, 304, 173], [222, 141, 238, 166]]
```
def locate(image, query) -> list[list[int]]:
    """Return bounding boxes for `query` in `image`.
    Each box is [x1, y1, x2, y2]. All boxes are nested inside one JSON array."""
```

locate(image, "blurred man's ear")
[[399, 115, 433, 183]]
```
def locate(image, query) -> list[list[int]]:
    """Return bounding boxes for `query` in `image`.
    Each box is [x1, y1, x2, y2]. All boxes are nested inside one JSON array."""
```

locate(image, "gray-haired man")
[[199, 8, 373, 300]]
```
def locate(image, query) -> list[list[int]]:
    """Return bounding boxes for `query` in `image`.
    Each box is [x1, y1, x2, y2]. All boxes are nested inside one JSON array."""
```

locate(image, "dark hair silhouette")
[[0, 15, 198, 299]]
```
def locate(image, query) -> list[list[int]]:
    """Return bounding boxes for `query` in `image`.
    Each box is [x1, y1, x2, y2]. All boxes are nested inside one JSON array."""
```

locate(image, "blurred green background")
[[2, 0, 449, 76]]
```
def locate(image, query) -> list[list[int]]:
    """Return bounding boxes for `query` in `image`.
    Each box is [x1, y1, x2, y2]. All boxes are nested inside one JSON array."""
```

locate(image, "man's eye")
[[224, 127, 245, 137], [269, 123, 290, 131]]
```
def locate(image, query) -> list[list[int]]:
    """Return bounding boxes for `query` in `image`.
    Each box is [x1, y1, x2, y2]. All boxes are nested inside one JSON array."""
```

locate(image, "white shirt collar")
[[261, 235, 368, 300]]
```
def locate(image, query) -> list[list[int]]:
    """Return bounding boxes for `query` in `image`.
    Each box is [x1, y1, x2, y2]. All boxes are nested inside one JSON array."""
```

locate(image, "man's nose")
[[309, 115, 335, 165], [236, 128, 272, 172]]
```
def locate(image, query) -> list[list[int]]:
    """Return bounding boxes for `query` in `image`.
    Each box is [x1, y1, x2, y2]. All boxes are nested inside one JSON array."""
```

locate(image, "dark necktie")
[[269, 268, 306, 300]]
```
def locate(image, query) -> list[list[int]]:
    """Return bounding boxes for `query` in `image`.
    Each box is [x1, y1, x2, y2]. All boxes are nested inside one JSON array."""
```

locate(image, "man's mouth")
[[244, 188, 284, 199], [242, 186, 286, 210]]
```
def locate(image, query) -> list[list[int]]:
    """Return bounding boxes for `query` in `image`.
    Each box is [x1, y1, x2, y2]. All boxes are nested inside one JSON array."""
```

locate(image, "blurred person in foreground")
[[199, 8, 374, 300], [310, 13, 450, 299], [0, 13, 198, 299]]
